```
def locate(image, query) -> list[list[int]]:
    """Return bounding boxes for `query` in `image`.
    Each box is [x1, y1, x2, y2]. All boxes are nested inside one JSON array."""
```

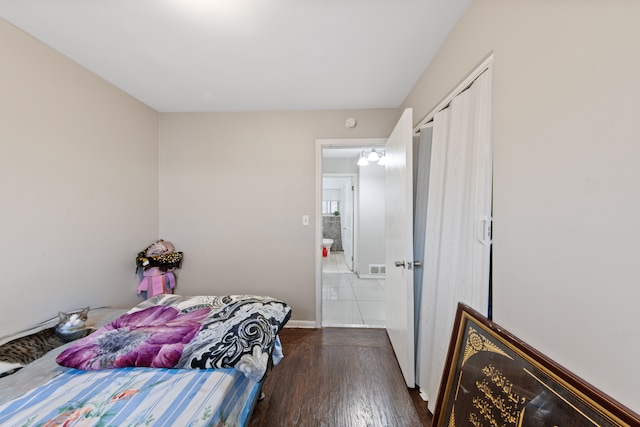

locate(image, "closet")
[[414, 65, 493, 411]]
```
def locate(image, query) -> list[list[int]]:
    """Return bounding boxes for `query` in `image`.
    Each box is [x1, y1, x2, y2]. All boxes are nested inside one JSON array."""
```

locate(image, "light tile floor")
[[322, 251, 386, 327]]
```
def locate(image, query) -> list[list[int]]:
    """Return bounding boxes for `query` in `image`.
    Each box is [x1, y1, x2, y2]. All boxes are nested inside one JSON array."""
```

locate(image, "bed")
[[0, 294, 291, 426]]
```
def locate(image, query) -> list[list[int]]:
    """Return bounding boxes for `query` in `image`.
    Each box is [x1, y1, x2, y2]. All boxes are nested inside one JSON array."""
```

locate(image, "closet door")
[[417, 70, 492, 410]]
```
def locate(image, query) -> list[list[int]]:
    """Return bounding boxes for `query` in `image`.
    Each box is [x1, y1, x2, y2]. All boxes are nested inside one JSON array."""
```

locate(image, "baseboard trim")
[[284, 320, 316, 328], [357, 274, 385, 280]]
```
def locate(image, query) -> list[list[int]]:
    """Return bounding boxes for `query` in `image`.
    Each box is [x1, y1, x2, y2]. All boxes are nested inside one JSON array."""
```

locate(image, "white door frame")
[[315, 138, 387, 327]]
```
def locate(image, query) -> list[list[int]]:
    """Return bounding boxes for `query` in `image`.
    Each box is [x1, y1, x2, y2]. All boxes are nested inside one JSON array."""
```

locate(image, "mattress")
[[0, 366, 260, 426], [0, 294, 292, 426]]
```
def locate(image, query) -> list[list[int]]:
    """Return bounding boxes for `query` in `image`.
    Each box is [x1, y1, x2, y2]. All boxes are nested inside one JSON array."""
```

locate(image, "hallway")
[[322, 251, 385, 327]]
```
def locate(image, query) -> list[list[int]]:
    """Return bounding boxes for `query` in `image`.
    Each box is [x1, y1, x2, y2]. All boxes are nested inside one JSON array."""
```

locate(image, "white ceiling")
[[0, 0, 470, 112]]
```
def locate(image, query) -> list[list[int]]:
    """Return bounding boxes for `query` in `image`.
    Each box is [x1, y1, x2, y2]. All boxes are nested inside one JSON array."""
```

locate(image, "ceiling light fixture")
[[367, 148, 380, 162], [357, 151, 369, 166], [378, 151, 387, 166]]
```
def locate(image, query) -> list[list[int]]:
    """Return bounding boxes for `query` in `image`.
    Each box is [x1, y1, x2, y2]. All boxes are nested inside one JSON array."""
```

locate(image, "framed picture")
[[432, 303, 640, 426]]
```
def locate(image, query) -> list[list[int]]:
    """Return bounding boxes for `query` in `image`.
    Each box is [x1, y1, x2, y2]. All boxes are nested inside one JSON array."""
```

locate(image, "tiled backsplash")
[[322, 216, 343, 251]]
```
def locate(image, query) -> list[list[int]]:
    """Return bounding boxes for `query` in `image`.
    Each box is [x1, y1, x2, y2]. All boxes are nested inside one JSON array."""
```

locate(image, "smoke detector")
[[345, 117, 357, 128]]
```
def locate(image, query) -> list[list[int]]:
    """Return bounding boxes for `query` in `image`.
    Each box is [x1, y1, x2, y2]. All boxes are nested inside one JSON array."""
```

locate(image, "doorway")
[[316, 139, 387, 328], [322, 175, 354, 272], [317, 109, 416, 386]]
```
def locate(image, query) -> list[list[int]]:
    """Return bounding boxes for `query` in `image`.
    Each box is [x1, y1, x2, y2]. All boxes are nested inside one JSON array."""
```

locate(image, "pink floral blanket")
[[56, 295, 291, 382]]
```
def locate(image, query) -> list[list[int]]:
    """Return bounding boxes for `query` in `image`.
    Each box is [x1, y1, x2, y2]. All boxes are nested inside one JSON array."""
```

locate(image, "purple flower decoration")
[[56, 305, 211, 370]]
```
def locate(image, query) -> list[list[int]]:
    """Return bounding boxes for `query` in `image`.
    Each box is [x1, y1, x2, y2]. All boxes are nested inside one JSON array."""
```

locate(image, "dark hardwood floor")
[[250, 328, 433, 426]]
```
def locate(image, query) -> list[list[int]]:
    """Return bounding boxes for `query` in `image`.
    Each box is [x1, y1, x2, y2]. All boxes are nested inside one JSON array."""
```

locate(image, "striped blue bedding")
[[0, 366, 260, 426]]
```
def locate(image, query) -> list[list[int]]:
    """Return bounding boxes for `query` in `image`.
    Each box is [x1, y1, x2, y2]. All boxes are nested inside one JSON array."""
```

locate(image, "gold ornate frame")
[[432, 303, 640, 427]]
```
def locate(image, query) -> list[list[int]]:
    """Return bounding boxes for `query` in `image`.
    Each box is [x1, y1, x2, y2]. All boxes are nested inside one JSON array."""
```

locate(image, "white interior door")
[[385, 108, 415, 387], [341, 178, 354, 270]]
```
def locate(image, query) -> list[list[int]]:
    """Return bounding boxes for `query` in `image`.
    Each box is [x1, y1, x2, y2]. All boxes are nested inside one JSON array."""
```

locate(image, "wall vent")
[[369, 264, 386, 275]]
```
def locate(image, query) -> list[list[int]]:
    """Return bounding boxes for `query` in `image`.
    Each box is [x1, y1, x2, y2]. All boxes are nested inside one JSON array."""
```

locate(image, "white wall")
[[158, 110, 398, 322], [402, 0, 640, 411], [323, 158, 357, 174], [357, 164, 386, 275], [0, 18, 160, 336], [322, 188, 341, 202]]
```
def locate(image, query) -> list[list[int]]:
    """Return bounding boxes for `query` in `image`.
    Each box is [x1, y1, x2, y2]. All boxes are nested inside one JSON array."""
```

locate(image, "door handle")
[[478, 215, 492, 246], [395, 260, 421, 269]]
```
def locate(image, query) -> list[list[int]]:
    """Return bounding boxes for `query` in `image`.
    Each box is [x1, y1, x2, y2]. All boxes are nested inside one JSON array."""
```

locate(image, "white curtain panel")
[[416, 69, 492, 411]]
